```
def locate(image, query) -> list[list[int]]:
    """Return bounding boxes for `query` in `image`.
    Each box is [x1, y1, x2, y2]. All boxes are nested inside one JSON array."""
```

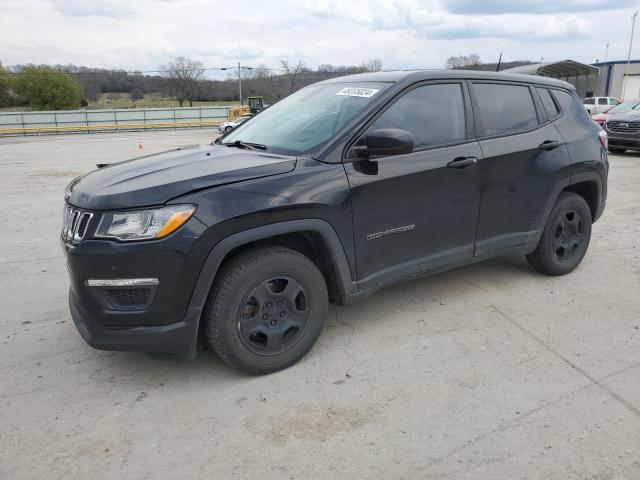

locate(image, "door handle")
[[539, 140, 562, 151], [447, 156, 478, 169]]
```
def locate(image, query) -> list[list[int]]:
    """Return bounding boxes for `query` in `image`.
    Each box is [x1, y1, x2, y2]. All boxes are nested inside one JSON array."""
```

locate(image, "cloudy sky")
[[0, 0, 638, 78]]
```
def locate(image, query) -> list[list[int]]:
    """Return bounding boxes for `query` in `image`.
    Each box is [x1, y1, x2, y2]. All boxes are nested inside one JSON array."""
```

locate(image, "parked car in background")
[[603, 109, 640, 153], [591, 99, 640, 125], [583, 96, 621, 115], [217, 115, 251, 133]]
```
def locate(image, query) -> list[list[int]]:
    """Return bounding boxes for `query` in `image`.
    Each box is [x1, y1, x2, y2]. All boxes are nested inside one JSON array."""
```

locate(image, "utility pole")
[[622, 11, 638, 100], [604, 43, 610, 63], [237, 62, 243, 106]]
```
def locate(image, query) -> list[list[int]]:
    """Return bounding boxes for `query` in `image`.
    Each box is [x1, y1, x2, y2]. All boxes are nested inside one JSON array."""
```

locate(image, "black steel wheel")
[[527, 192, 592, 276], [551, 209, 585, 263], [238, 275, 311, 355], [204, 247, 328, 375]]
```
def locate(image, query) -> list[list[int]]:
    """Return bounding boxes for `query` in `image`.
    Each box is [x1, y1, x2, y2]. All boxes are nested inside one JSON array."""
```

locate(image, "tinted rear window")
[[537, 88, 560, 119], [473, 83, 539, 136], [584, 98, 595, 105]]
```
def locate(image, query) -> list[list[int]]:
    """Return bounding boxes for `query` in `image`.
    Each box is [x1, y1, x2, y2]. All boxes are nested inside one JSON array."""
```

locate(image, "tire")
[[225, 126, 232, 133], [204, 247, 328, 375], [526, 192, 592, 276], [608, 147, 626, 154]]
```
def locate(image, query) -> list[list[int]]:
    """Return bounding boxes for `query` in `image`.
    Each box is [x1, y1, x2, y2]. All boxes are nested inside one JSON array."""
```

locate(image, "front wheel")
[[225, 126, 232, 133], [526, 192, 592, 276], [204, 247, 328, 375]]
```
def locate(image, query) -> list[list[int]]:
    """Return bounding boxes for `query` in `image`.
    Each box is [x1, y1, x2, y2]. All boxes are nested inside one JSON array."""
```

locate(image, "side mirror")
[[353, 128, 414, 158]]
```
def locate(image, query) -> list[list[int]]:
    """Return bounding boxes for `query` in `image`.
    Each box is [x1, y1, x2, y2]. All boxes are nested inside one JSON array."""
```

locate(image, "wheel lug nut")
[[270, 319, 277, 326], [262, 314, 268, 320], [266, 302, 272, 308], [280, 311, 286, 317], [277, 300, 283, 306]]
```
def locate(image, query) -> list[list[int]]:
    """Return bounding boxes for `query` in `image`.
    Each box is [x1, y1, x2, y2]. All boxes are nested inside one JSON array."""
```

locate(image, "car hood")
[[606, 110, 640, 122], [67, 145, 296, 210]]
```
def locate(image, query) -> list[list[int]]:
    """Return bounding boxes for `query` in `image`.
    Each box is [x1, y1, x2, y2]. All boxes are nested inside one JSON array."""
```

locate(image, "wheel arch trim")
[[188, 219, 355, 314], [568, 172, 604, 221]]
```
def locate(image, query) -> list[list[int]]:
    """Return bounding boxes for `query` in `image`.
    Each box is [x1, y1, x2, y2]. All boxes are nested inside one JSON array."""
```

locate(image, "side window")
[[369, 83, 466, 149], [610, 98, 621, 105], [537, 88, 560, 119], [552, 90, 594, 128], [598, 98, 608, 105], [584, 98, 595, 105], [473, 83, 539, 136]]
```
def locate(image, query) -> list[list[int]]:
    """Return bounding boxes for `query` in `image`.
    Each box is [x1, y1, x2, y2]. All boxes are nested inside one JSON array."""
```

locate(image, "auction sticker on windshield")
[[336, 87, 380, 98]]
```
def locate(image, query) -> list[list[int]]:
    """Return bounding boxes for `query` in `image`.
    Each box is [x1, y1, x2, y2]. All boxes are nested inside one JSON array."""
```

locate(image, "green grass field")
[[88, 93, 239, 109], [0, 93, 240, 112]]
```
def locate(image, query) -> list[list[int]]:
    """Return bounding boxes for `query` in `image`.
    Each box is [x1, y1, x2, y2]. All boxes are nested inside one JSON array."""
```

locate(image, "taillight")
[[598, 129, 608, 151]]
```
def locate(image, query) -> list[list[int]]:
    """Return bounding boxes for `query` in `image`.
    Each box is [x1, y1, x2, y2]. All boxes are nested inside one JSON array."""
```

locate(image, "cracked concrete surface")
[[0, 130, 639, 479]]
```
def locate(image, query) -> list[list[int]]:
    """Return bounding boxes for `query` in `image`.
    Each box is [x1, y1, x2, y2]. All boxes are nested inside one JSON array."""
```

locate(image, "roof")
[[318, 69, 571, 88], [504, 60, 599, 77], [593, 59, 640, 66]]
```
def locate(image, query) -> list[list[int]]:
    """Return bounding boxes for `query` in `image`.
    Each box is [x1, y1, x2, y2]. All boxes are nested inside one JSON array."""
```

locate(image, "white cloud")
[[0, 0, 636, 75]]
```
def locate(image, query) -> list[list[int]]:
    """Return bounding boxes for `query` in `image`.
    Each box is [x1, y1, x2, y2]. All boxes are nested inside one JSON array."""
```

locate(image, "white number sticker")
[[336, 87, 380, 98]]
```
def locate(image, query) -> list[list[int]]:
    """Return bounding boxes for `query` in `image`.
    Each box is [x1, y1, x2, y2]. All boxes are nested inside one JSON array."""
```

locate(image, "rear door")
[[344, 81, 483, 287], [470, 82, 572, 256]]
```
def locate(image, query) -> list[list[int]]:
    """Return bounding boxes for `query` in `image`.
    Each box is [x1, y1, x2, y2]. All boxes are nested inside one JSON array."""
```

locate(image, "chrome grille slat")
[[607, 121, 640, 133], [62, 205, 92, 243]]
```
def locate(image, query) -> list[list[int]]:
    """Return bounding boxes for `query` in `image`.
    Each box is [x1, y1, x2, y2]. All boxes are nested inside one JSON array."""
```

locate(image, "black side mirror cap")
[[354, 128, 414, 158]]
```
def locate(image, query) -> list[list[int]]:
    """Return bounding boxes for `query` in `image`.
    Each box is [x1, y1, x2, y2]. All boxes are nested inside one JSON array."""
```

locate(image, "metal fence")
[[0, 106, 231, 135]]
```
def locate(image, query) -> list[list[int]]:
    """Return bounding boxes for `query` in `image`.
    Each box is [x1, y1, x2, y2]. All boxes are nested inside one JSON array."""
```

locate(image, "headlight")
[[95, 205, 196, 241]]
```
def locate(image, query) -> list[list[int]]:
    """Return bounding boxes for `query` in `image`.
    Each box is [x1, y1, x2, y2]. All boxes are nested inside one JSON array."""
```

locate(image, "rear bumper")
[[69, 288, 201, 357], [607, 134, 640, 150]]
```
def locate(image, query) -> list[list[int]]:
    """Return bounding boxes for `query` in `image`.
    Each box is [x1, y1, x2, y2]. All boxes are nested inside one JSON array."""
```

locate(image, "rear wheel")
[[225, 126, 232, 133], [526, 192, 592, 276], [204, 247, 328, 375], [608, 147, 626, 154]]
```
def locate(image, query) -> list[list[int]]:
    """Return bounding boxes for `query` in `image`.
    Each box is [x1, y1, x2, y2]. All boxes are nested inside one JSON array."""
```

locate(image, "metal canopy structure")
[[505, 60, 599, 79]]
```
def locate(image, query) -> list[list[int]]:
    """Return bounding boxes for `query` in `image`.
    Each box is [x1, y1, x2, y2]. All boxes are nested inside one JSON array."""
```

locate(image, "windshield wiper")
[[222, 140, 268, 151]]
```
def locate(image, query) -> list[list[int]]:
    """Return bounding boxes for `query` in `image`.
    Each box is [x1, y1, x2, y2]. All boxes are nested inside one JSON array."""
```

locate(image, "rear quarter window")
[[552, 90, 595, 128], [473, 83, 539, 137]]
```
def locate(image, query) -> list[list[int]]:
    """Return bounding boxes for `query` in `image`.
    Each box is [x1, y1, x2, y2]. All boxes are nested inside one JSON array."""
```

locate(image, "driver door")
[[343, 81, 483, 288]]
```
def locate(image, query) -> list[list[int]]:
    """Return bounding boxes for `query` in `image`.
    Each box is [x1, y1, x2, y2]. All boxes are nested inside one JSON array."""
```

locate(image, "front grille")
[[62, 205, 93, 243], [106, 287, 151, 307], [606, 121, 640, 134]]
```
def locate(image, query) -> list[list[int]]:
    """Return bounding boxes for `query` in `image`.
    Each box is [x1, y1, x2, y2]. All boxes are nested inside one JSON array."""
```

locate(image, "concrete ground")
[[0, 129, 639, 479]]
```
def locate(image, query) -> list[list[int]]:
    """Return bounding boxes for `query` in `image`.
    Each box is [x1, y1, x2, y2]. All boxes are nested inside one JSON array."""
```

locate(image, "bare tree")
[[444, 54, 482, 70], [280, 60, 307, 94], [362, 59, 383, 72], [161, 56, 204, 107]]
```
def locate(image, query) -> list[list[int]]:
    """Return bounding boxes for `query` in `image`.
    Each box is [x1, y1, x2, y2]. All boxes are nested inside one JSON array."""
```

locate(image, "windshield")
[[222, 82, 389, 155], [606, 100, 640, 114]]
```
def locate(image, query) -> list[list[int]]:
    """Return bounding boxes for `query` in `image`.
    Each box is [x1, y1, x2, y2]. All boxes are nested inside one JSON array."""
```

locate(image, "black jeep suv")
[[62, 70, 608, 374]]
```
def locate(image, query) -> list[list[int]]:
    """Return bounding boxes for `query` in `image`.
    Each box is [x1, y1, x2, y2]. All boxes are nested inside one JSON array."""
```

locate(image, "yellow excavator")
[[227, 96, 264, 121]]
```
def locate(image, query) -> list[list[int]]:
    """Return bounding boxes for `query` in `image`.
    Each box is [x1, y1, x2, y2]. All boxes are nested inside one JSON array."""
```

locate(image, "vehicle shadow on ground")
[[98, 254, 537, 383]]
